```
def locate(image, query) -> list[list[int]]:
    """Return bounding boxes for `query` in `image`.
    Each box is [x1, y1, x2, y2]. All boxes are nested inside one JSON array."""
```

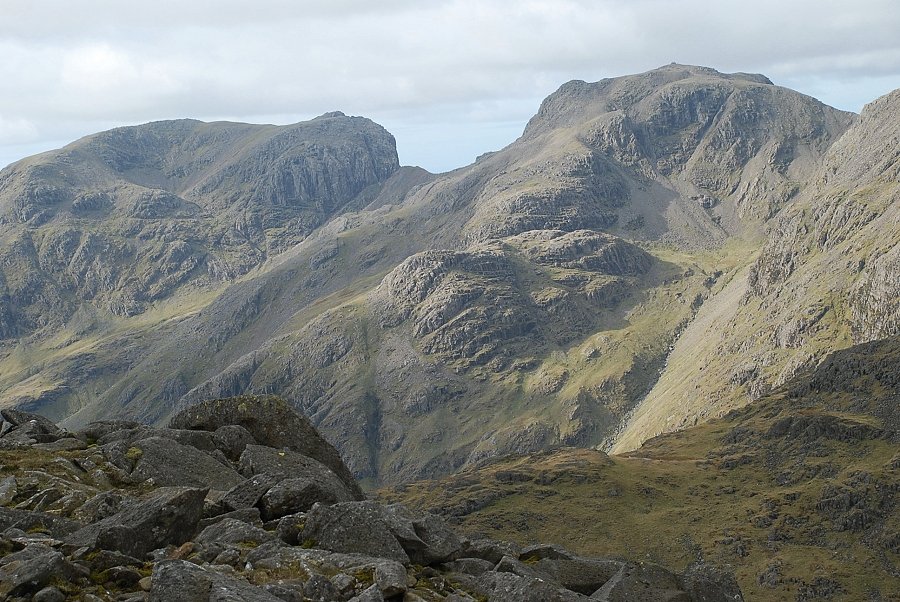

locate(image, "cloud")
[[1, 0, 899, 172], [0, 115, 38, 144]]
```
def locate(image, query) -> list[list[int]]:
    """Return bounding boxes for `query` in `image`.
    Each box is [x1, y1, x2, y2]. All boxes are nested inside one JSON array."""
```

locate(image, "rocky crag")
[[1, 64, 896, 485], [0, 396, 742, 601], [612, 86, 900, 452]]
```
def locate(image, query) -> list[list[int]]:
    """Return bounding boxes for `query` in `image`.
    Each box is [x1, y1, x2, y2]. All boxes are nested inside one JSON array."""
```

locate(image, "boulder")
[[213, 424, 258, 460], [74, 420, 143, 443], [0, 545, 81, 598], [474, 571, 588, 602], [66, 486, 207, 558], [221, 473, 280, 511], [519, 542, 574, 561], [534, 557, 624, 595], [238, 445, 357, 510], [261, 476, 354, 521], [0, 507, 82, 538], [440, 557, 495, 576], [383, 504, 461, 565], [349, 584, 384, 602], [262, 582, 306, 602], [197, 507, 262, 531], [128, 436, 244, 490], [275, 512, 307, 545], [71, 547, 143, 572], [495, 554, 548, 580], [589, 562, 690, 601], [0, 476, 17, 505], [246, 545, 408, 599], [73, 491, 136, 524], [458, 538, 522, 564], [195, 517, 276, 548], [0, 408, 62, 436], [33, 586, 67, 602], [150, 559, 283, 602], [169, 395, 363, 498], [302, 501, 410, 564], [302, 574, 340, 601]]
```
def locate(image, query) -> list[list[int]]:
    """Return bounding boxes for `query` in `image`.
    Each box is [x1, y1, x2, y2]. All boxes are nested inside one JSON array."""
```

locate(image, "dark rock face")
[[0, 402, 742, 601]]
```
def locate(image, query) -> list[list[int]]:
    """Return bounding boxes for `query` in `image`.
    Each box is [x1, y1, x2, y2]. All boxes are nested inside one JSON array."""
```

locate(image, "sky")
[[1, 0, 899, 173]]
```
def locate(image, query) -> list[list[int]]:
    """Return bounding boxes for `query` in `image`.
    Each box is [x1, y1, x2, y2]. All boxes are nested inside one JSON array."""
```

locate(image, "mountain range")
[[0, 64, 897, 490]]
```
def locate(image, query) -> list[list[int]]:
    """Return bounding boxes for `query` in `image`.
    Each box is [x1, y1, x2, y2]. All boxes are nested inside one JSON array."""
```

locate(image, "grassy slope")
[[380, 342, 900, 601]]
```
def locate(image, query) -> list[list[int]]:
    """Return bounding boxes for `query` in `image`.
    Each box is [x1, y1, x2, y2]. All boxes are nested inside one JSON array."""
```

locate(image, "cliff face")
[[613, 89, 900, 453], [467, 64, 852, 246]]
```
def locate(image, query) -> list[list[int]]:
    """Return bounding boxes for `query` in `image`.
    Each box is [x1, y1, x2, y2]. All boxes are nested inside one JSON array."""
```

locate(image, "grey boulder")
[[383, 503, 462, 565], [66, 486, 208, 558], [128, 436, 244, 490], [0, 545, 81, 598], [302, 501, 410, 564], [149, 559, 284, 602], [169, 395, 363, 499]]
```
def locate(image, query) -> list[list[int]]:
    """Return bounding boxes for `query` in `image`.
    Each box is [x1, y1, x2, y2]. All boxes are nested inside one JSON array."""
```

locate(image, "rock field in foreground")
[[0, 395, 742, 601]]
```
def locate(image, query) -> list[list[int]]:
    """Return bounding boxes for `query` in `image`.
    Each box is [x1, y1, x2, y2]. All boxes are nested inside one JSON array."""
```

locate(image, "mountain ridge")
[[0, 64, 896, 488]]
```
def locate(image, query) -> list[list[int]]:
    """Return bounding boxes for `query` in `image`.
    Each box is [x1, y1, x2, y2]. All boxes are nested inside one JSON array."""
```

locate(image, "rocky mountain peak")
[[0, 114, 400, 335]]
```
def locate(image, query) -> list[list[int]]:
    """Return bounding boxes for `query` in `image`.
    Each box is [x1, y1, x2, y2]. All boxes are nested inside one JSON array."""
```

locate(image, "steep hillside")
[[382, 337, 900, 601], [161, 65, 853, 485], [613, 88, 900, 452], [0, 64, 866, 486]]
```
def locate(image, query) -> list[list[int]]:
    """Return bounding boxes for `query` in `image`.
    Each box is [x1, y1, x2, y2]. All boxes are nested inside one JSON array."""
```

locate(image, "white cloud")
[[1, 0, 899, 172], [0, 115, 38, 144]]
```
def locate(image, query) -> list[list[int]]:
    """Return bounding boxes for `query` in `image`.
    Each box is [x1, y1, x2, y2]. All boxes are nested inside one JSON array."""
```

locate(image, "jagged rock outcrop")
[[0, 398, 742, 601]]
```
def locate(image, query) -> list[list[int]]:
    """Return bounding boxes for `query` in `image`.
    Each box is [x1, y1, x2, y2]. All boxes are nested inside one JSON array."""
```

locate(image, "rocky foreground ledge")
[[0, 395, 743, 601]]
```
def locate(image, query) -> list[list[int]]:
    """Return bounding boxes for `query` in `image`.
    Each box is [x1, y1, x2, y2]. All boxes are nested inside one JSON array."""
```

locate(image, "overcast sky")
[[2, 0, 899, 173]]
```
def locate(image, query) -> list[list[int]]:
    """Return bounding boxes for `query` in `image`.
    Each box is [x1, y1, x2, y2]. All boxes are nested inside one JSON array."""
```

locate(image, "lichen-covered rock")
[[0, 545, 82, 598], [221, 473, 281, 512], [0, 507, 82, 538], [301, 501, 410, 564], [588, 562, 688, 601], [260, 476, 351, 521], [383, 504, 462, 565], [149, 559, 283, 602], [169, 395, 363, 499], [473, 571, 588, 602], [128, 436, 244, 490], [66, 486, 208, 558]]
